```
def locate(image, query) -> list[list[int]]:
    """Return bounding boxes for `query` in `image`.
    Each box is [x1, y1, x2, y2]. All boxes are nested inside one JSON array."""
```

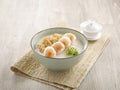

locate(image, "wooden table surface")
[[0, 0, 120, 90]]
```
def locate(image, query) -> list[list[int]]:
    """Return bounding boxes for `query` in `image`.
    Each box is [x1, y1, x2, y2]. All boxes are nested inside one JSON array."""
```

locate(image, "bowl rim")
[[30, 27, 88, 60]]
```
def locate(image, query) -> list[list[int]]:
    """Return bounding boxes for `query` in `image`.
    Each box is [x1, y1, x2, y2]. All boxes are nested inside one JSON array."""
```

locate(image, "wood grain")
[[0, 0, 120, 90]]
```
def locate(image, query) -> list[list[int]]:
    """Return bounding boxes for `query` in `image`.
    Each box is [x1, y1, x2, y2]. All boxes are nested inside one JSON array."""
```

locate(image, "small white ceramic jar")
[[80, 20, 102, 41]]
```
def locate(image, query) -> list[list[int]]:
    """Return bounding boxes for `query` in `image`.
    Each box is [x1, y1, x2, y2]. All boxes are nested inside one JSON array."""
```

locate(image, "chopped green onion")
[[66, 46, 78, 56]]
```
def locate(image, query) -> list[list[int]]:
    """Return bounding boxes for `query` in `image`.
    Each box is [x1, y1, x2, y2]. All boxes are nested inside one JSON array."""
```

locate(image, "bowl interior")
[[31, 27, 88, 59]]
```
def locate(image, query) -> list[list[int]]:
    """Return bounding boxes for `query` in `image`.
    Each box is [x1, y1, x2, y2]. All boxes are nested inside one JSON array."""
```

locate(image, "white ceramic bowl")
[[31, 27, 88, 71]]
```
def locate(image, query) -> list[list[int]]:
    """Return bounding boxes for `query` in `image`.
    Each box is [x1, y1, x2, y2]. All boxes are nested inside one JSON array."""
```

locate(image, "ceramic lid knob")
[[80, 20, 102, 41]]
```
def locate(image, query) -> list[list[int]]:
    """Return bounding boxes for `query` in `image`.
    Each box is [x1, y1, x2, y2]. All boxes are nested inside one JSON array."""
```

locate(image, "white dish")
[[80, 20, 102, 41], [80, 30, 102, 41], [31, 27, 88, 71]]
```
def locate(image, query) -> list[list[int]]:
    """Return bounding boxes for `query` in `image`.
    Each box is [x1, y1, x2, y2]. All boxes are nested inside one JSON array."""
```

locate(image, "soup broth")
[[36, 33, 84, 58]]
